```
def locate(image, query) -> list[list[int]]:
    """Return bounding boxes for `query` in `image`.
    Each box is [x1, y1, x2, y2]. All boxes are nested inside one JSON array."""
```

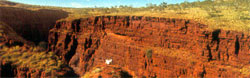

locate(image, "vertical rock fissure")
[[84, 49, 95, 62], [226, 50, 229, 61], [184, 20, 189, 34], [53, 33, 59, 50], [81, 39, 100, 74], [94, 17, 99, 24], [218, 51, 221, 60], [125, 16, 130, 27], [65, 36, 78, 63], [83, 39, 100, 62], [84, 37, 93, 50], [199, 66, 206, 78], [235, 36, 240, 56], [64, 34, 71, 49], [71, 19, 81, 32], [207, 44, 213, 61], [211, 29, 221, 51]]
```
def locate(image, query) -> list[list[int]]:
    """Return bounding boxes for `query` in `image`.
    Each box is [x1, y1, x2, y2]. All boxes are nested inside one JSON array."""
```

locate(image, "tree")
[[159, 2, 168, 8], [159, 2, 168, 11]]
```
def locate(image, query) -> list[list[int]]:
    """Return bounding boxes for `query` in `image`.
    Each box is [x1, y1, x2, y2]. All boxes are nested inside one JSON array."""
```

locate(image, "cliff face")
[[0, 22, 31, 46], [48, 16, 250, 77], [0, 7, 68, 44]]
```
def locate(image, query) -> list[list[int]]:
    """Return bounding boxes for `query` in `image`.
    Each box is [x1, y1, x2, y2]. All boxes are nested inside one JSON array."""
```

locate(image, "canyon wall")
[[47, 16, 249, 77], [0, 22, 31, 46], [0, 7, 68, 44]]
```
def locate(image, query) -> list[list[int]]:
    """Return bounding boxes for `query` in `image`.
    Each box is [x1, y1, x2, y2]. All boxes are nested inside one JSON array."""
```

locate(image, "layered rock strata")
[[47, 16, 250, 77]]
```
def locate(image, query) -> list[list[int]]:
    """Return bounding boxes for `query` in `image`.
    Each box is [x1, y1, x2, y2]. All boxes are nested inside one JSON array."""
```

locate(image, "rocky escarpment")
[[0, 15, 77, 77], [0, 7, 68, 44], [48, 16, 250, 77], [0, 22, 31, 46]]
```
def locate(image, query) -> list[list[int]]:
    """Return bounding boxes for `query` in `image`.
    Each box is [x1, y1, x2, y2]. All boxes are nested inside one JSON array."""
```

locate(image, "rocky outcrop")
[[48, 16, 250, 77], [0, 21, 77, 77], [0, 54, 79, 78], [0, 7, 68, 44], [0, 22, 32, 46]]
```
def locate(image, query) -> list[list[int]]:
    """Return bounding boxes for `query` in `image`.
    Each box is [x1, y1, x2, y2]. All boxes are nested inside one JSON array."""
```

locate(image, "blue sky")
[[8, 0, 203, 8]]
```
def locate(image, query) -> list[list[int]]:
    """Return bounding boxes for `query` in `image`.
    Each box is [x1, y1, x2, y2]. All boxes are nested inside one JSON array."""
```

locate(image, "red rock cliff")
[[48, 16, 250, 77], [0, 7, 68, 44]]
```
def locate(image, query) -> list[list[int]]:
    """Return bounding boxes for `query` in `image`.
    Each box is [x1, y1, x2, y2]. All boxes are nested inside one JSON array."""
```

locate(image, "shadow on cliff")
[[0, 7, 69, 44], [1, 62, 16, 77]]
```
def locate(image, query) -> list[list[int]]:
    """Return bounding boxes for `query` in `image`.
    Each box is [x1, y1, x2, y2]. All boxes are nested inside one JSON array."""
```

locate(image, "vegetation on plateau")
[[0, 45, 66, 75], [66, 0, 250, 33], [1, 0, 250, 32]]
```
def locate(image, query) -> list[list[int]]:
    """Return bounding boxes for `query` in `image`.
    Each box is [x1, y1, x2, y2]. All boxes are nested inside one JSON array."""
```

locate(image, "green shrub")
[[145, 49, 153, 58]]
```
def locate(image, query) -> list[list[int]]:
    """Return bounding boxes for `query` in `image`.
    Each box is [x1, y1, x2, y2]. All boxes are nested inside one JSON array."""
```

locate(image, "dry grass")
[[2, 0, 250, 32], [240, 66, 250, 76], [81, 67, 103, 78], [0, 46, 65, 74], [61, 0, 250, 33]]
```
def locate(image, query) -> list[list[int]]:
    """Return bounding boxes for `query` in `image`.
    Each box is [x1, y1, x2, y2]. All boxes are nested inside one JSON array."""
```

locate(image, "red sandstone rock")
[[0, 7, 68, 44], [0, 22, 33, 46], [48, 16, 250, 77], [0, 21, 77, 77]]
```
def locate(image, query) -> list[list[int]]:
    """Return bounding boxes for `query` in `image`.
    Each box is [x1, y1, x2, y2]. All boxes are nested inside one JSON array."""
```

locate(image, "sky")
[[8, 0, 203, 8]]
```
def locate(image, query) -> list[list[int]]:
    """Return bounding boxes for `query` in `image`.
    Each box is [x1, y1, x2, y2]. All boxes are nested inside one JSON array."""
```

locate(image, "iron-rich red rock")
[[0, 7, 68, 44], [48, 16, 250, 77]]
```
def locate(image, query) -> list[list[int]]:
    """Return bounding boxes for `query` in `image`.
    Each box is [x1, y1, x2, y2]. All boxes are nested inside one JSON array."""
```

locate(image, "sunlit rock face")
[[48, 16, 250, 77]]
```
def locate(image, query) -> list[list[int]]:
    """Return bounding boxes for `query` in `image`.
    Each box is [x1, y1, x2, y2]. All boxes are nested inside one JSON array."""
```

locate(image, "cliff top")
[[1, 0, 250, 32]]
